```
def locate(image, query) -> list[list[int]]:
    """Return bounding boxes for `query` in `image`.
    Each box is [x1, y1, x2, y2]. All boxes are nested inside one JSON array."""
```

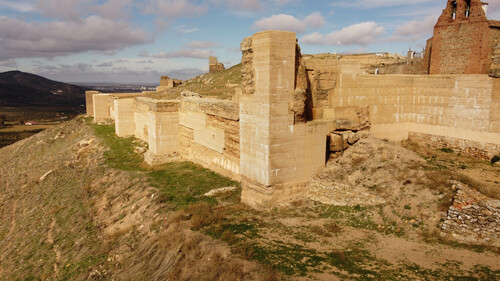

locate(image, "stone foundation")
[[441, 182, 500, 247]]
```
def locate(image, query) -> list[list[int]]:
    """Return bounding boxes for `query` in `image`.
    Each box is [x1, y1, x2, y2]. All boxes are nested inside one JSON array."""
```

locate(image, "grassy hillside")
[[0, 118, 498, 280], [145, 64, 242, 100]]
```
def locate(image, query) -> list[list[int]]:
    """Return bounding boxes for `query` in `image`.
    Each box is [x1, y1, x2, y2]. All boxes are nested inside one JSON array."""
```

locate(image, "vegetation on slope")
[[144, 64, 242, 100], [0, 118, 498, 281]]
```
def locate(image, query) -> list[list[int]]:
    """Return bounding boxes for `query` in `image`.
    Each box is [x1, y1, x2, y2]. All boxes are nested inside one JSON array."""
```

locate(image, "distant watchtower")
[[209, 56, 225, 73], [425, 0, 500, 76]]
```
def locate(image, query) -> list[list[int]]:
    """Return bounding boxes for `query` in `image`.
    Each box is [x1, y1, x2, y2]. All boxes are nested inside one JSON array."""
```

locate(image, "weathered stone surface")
[[209, 56, 225, 73], [330, 133, 349, 152], [241, 36, 254, 96], [181, 90, 201, 98], [347, 133, 360, 145], [204, 186, 238, 197], [429, 0, 498, 75], [441, 181, 500, 247]]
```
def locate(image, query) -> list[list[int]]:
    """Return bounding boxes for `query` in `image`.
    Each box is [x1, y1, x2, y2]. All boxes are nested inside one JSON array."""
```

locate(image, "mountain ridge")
[[0, 70, 87, 107]]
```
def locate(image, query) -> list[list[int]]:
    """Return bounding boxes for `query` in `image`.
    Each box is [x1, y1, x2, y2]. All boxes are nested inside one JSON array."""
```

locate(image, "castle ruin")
[[209, 56, 225, 73], [86, 0, 499, 209]]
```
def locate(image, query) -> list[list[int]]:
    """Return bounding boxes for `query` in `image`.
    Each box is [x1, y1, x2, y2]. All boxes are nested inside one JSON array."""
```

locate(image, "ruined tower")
[[209, 56, 225, 73], [426, 0, 500, 76]]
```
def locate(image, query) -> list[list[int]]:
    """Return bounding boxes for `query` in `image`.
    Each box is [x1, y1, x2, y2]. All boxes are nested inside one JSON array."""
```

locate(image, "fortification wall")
[[114, 98, 135, 137], [134, 98, 150, 142], [178, 97, 240, 181], [93, 94, 113, 123], [240, 31, 329, 209], [85, 91, 99, 117], [326, 74, 500, 159]]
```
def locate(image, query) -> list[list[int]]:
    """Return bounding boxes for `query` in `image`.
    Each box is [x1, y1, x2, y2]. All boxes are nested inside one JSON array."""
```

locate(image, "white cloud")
[[0, 15, 149, 60], [301, 32, 323, 45], [333, 0, 434, 8], [301, 22, 385, 46], [92, 0, 133, 20], [253, 12, 325, 33], [33, 62, 205, 83], [388, 15, 437, 42], [253, 14, 305, 33], [487, 2, 500, 19], [35, 0, 94, 21], [97, 62, 113, 67], [211, 0, 262, 11], [0, 58, 17, 67], [0, 0, 33, 12], [173, 25, 200, 34], [142, 0, 207, 18], [303, 12, 326, 29], [185, 40, 220, 48], [141, 48, 213, 59]]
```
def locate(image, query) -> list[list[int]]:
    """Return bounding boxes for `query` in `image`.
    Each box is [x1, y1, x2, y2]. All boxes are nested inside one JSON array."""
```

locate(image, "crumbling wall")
[[157, 76, 182, 92], [209, 56, 225, 73], [241, 37, 254, 96], [441, 181, 500, 247], [178, 97, 240, 180], [490, 29, 500, 78], [303, 59, 341, 119]]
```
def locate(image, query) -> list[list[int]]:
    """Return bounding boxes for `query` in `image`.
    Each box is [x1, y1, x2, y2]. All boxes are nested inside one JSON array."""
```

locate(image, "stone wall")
[[239, 31, 329, 209], [178, 97, 240, 180], [114, 98, 136, 137], [93, 94, 113, 123], [209, 56, 225, 73], [85, 91, 99, 117], [490, 32, 500, 78], [441, 181, 500, 247], [134, 98, 150, 142], [315, 73, 500, 159]]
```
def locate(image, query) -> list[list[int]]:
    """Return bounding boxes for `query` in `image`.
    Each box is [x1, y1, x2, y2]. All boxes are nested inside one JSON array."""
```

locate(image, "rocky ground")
[[0, 117, 498, 280]]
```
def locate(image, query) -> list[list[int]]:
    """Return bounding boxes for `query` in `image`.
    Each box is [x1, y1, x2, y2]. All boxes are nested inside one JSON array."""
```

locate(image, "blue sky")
[[0, 0, 499, 84]]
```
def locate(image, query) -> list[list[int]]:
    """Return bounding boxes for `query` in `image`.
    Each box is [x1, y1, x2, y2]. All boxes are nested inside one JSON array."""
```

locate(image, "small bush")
[[440, 147, 454, 153], [491, 155, 500, 164]]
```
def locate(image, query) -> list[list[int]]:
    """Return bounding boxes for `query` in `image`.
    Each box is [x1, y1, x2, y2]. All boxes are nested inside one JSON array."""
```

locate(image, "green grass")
[[149, 162, 238, 208], [90, 122, 144, 171], [89, 121, 239, 209]]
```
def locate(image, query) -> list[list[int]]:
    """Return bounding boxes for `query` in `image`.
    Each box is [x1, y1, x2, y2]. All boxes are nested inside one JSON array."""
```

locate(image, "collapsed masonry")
[[87, 1, 500, 208], [157, 76, 182, 92]]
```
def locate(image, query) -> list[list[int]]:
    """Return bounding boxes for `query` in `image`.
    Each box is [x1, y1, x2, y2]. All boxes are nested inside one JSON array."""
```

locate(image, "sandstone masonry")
[[86, 0, 499, 209]]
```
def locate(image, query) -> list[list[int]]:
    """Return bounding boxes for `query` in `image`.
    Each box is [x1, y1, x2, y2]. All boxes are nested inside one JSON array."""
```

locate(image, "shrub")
[[440, 147, 454, 153], [491, 155, 500, 165]]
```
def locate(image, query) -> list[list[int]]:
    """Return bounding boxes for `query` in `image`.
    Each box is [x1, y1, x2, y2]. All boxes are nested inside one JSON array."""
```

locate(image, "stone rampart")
[[239, 31, 329, 209], [322, 74, 500, 159], [86, 27, 500, 209], [178, 97, 240, 180], [85, 91, 99, 117]]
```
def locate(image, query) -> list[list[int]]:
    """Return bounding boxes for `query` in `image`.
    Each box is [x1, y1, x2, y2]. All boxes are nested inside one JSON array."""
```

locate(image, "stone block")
[[330, 133, 349, 152]]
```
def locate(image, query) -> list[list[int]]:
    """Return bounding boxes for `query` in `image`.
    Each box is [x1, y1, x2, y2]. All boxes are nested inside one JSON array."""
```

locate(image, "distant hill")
[[0, 71, 88, 107]]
